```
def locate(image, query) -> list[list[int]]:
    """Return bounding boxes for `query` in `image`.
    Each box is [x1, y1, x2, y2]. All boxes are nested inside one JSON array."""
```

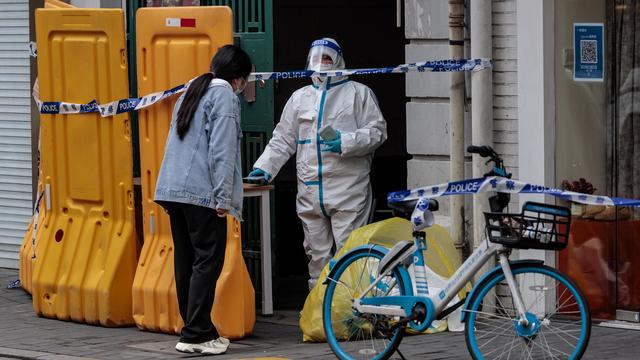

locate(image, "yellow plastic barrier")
[[18, 221, 34, 294], [18, 168, 44, 295], [131, 6, 254, 339], [20, 0, 75, 297], [213, 216, 255, 338], [300, 217, 468, 342], [30, 8, 138, 326], [44, 0, 74, 8]]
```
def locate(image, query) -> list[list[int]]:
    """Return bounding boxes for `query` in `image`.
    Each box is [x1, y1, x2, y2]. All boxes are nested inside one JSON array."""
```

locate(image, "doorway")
[[271, 0, 409, 309]]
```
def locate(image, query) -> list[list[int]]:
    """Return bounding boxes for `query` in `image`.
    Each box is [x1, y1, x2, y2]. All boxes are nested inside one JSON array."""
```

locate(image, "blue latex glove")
[[321, 130, 342, 154], [248, 168, 270, 182]]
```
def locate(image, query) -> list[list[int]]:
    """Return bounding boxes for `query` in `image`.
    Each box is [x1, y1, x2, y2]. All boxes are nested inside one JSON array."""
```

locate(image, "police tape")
[[30, 190, 43, 260], [32, 58, 492, 117], [388, 177, 640, 230], [34, 83, 187, 118], [388, 176, 640, 207], [29, 41, 37, 58], [250, 58, 491, 81]]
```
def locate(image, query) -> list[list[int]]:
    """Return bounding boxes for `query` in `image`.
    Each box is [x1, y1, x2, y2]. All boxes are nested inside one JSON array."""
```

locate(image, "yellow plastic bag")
[[299, 217, 467, 342]]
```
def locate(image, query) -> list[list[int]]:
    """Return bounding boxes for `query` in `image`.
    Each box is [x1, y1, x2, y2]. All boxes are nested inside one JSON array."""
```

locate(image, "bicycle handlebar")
[[467, 145, 506, 175], [467, 145, 495, 158], [468, 144, 512, 212]]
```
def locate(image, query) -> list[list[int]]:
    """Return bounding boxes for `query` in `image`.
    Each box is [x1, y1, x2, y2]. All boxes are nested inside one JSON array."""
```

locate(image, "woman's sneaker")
[[215, 337, 230, 348], [175, 337, 230, 355]]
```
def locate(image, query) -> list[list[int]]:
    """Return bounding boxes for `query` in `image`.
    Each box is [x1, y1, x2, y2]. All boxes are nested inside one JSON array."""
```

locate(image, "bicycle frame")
[[354, 234, 531, 329], [324, 143, 593, 360]]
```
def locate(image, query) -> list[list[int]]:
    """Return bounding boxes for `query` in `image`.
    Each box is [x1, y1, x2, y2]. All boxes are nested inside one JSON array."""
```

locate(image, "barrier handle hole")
[[55, 229, 64, 243]]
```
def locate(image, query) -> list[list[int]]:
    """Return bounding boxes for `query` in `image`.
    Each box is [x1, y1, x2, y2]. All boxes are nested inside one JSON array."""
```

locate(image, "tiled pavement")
[[1, 268, 639, 359]]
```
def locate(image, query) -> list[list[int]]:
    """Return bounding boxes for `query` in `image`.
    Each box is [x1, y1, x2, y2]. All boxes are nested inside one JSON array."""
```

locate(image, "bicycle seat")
[[388, 199, 438, 220]]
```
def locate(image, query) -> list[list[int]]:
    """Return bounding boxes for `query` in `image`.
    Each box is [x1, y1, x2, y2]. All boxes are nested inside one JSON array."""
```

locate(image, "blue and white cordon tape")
[[32, 58, 491, 118], [35, 83, 187, 118], [387, 177, 640, 229], [250, 58, 491, 81], [29, 41, 37, 58]]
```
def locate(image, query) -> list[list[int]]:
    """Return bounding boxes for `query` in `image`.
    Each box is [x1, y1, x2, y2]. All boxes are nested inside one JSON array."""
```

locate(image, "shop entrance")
[[608, 0, 640, 323], [555, 0, 640, 322]]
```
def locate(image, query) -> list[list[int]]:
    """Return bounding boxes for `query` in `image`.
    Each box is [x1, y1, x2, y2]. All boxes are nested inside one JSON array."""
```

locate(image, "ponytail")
[[175, 45, 251, 139], [176, 72, 214, 139]]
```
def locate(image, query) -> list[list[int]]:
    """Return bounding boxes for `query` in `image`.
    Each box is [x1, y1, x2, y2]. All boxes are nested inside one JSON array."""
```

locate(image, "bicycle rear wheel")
[[465, 263, 591, 360], [323, 247, 408, 360]]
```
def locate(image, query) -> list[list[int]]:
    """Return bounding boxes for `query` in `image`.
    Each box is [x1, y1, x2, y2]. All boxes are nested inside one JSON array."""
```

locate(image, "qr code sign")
[[580, 39, 598, 64]]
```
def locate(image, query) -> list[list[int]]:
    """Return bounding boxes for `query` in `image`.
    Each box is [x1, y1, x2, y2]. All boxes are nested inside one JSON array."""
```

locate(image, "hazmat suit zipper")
[[315, 88, 330, 218]]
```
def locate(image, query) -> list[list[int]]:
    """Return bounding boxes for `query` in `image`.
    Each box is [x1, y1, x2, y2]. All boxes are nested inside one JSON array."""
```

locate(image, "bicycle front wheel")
[[323, 247, 408, 360], [465, 263, 591, 360]]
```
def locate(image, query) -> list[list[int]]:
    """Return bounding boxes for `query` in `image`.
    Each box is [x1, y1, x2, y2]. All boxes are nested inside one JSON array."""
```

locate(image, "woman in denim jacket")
[[154, 45, 252, 355]]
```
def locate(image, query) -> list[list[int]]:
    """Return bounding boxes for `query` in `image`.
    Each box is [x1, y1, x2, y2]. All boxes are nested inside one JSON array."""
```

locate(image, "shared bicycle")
[[322, 145, 591, 360]]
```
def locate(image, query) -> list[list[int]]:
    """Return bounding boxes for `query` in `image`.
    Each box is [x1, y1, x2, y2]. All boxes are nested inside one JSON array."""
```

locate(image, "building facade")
[[0, 0, 32, 269], [405, 0, 639, 323]]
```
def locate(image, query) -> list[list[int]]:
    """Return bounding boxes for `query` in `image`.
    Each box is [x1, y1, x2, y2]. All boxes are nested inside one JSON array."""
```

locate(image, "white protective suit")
[[253, 38, 387, 289]]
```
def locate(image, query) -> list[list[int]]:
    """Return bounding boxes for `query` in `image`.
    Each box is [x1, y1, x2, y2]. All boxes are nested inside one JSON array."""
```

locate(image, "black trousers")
[[163, 201, 227, 343]]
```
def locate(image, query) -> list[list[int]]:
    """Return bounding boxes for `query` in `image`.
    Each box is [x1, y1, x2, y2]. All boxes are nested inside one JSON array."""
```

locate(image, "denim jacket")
[[154, 79, 243, 220]]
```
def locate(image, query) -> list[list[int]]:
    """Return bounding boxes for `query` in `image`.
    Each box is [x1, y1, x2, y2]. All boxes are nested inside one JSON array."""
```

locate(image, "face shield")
[[306, 38, 344, 72], [306, 38, 346, 89]]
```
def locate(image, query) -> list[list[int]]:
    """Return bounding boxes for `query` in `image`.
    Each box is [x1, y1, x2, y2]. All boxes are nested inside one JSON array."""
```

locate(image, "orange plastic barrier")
[[20, 0, 74, 297], [213, 216, 255, 338], [132, 6, 254, 338], [18, 168, 44, 295], [44, 0, 73, 8], [30, 8, 138, 326]]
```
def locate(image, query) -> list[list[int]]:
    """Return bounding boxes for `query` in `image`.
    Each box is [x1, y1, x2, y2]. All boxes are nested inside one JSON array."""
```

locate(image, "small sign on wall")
[[574, 23, 604, 82]]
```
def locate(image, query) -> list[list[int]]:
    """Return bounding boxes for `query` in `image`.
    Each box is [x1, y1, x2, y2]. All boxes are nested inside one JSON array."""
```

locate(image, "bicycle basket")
[[484, 201, 571, 250]]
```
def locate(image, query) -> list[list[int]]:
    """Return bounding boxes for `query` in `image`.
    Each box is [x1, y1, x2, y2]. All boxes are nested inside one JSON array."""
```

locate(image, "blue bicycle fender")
[[460, 259, 544, 322]]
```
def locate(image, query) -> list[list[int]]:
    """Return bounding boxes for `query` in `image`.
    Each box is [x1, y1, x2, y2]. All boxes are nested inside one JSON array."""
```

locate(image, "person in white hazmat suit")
[[248, 38, 387, 289]]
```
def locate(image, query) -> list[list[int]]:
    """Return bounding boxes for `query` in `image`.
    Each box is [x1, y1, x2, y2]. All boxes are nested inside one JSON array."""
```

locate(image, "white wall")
[[517, 0, 555, 263], [0, 0, 32, 269], [404, 0, 519, 243], [493, 0, 519, 183], [71, 0, 100, 6], [404, 0, 472, 218], [70, 0, 121, 8]]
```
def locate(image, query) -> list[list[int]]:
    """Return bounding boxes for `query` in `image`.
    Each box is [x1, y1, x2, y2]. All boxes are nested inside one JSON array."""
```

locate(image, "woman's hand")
[[216, 208, 228, 218]]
